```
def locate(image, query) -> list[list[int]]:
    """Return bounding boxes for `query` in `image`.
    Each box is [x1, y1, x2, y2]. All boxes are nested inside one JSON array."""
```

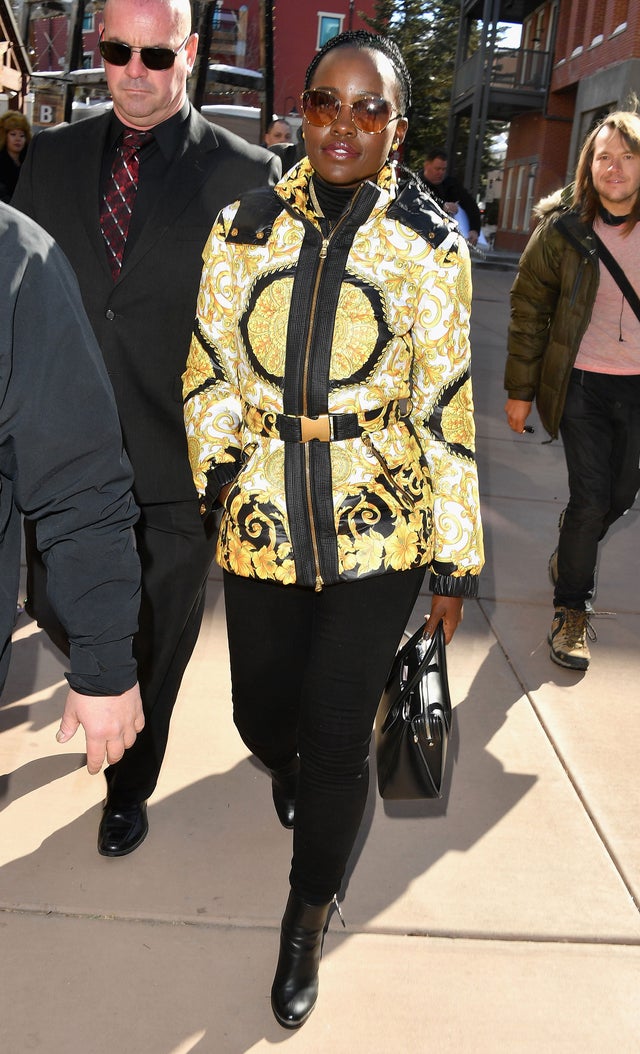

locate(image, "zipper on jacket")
[[299, 194, 363, 591], [569, 257, 589, 309], [304, 444, 324, 592], [361, 433, 417, 509], [300, 237, 330, 590]]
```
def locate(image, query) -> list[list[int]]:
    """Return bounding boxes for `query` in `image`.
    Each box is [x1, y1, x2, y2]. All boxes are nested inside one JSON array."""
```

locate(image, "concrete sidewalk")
[[1, 266, 639, 1053]]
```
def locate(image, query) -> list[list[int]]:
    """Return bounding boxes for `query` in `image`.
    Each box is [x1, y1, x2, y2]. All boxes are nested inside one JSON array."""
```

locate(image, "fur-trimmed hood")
[[533, 183, 576, 220]]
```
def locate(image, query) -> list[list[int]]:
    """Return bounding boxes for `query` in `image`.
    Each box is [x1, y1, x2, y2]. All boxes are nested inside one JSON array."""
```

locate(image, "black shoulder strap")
[[593, 231, 640, 324]]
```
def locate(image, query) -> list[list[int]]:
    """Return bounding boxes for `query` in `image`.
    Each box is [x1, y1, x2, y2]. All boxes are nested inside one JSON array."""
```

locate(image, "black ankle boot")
[[270, 757, 299, 829], [271, 890, 332, 1029]]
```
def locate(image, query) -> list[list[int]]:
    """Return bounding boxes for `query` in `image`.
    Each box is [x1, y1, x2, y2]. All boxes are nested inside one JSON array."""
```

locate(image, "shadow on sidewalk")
[[0, 601, 546, 1051], [342, 636, 538, 912]]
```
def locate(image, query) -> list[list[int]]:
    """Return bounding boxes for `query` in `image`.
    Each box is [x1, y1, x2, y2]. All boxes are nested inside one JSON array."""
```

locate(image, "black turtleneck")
[[311, 174, 358, 225]]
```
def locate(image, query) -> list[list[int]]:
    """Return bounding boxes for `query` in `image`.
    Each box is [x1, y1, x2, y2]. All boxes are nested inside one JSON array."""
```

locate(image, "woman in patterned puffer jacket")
[[183, 30, 483, 1030]]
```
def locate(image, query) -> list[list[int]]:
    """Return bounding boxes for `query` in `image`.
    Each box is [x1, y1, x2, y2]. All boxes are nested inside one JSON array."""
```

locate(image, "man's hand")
[[56, 684, 145, 775], [505, 397, 533, 434], [444, 201, 459, 216], [467, 230, 479, 246], [424, 595, 463, 645]]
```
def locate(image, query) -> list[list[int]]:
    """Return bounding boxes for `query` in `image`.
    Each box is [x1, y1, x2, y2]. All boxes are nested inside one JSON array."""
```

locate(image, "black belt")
[[244, 400, 408, 443]]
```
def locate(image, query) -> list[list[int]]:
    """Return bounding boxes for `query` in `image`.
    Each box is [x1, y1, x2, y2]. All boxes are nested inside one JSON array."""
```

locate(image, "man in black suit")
[[13, 0, 280, 856]]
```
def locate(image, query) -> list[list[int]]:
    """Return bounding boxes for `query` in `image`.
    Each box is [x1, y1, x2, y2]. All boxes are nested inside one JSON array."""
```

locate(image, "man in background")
[[263, 116, 292, 147], [422, 147, 481, 246], [13, 0, 279, 857], [505, 110, 640, 672]]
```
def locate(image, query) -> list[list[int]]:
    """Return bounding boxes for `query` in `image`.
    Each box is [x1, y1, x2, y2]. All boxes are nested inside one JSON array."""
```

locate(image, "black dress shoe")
[[98, 800, 148, 857], [270, 757, 299, 829]]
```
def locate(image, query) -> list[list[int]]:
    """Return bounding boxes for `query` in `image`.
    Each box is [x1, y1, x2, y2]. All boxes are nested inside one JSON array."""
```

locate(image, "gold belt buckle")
[[299, 414, 331, 443]]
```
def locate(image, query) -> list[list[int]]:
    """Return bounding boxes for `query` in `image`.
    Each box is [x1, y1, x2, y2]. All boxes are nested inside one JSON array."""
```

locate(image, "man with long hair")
[[504, 109, 640, 670]]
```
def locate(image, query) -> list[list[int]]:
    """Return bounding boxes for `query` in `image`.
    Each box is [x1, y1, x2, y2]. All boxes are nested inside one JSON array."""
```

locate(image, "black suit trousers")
[[25, 500, 216, 801]]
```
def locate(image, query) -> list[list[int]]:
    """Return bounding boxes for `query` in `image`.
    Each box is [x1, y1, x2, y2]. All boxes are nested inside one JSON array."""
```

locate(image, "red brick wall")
[[552, 0, 638, 91], [270, 0, 378, 117], [495, 98, 574, 253]]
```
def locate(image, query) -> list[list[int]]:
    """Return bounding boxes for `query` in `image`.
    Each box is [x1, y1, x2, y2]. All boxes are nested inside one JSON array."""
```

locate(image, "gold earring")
[[392, 140, 399, 151]]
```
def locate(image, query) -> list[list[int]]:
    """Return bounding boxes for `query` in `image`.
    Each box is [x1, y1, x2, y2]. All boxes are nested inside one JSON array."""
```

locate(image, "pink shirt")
[[576, 218, 640, 374]]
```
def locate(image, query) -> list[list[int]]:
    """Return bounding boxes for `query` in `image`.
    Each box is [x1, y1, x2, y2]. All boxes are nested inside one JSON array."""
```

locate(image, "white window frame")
[[317, 13, 344, 51]]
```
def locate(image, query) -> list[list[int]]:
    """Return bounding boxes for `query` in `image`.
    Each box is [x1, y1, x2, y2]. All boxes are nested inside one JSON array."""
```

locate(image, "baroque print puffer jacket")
[[183, 159, 484, 594]]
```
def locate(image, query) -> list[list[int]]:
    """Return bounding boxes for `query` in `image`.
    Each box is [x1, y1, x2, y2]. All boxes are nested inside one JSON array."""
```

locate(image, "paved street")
[[1, 262, 638, 1053]]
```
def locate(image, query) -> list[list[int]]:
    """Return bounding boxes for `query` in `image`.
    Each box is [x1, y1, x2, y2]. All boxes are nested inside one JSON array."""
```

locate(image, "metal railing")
[[454, 47, 551, 100]]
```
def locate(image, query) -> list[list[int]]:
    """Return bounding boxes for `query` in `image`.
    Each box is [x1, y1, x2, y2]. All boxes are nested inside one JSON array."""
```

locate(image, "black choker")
[[599, 207, 630, 226]]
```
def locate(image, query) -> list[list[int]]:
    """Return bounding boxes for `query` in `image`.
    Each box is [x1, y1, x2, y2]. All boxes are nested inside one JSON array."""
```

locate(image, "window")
[[82, 12, 95, 32], [523, 164, 537, 230], [317, 13, 344, 51], [502, 167, 515, 228], [532, 9, 544, 49], [512, 166, 526, 229]]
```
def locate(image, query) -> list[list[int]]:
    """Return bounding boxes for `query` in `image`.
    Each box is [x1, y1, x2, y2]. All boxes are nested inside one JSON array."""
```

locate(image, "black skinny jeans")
[[223, 567, 426, 904], [556, 369, 640, 609]]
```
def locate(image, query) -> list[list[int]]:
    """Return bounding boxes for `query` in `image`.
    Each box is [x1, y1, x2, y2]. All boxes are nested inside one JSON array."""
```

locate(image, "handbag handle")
[[396, 622, 445, 699]]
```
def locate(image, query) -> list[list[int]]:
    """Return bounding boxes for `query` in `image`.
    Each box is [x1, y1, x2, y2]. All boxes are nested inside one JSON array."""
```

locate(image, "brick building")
[[451, 0, 640, 253]]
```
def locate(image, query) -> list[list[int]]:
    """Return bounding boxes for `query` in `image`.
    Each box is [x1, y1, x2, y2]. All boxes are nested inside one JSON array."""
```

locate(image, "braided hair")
[[304, 30, 412, 116]]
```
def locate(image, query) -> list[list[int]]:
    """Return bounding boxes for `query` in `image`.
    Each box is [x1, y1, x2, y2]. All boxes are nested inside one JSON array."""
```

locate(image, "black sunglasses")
[[301, 89, 402, 135], [99, 30, 190, 71]]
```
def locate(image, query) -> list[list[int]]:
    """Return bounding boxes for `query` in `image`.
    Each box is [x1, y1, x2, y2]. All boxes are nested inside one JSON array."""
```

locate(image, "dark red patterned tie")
[[100, 129, 153, 279]]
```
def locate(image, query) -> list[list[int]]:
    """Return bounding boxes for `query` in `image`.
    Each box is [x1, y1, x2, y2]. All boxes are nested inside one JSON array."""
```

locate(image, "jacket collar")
[[273, 157, 396, 229]]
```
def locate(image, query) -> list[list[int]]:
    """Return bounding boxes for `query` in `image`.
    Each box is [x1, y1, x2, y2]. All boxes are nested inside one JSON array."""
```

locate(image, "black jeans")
[[223, 567, 426, 903], [556, 369, 640, 609]]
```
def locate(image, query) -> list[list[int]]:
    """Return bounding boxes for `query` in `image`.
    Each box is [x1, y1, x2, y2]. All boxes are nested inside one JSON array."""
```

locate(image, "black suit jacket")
[[13, 107, 280, 504]]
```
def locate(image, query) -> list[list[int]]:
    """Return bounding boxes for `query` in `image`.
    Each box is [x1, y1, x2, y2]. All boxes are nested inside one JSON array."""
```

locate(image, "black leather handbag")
[[375, 622, 452, 799]]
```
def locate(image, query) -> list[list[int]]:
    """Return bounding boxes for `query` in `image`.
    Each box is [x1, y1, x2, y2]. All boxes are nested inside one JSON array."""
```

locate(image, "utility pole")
[[192, 0, 215, 109], [260, 0, 273, 134], [63, 0, 84, 122]]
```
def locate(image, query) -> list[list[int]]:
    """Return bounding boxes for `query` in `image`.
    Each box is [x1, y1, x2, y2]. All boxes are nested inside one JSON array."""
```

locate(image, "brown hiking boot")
[[548, 607, 595, 671]]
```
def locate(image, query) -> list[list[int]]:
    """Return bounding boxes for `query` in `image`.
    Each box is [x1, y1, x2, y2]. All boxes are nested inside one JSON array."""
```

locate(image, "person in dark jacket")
[[505, 109, 640, 671], [422, 147, 481, 246], [12, 0, 279, 857], [1, 202, 143, 771], [0, 112, 31, 203]]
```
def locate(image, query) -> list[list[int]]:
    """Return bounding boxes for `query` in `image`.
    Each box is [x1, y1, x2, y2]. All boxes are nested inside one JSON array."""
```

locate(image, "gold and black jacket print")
[[183, 159, 484, 593]]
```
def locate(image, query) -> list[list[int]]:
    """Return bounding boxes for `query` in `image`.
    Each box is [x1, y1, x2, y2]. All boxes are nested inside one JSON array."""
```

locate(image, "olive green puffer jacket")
[[505, 186, 599, 438]]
